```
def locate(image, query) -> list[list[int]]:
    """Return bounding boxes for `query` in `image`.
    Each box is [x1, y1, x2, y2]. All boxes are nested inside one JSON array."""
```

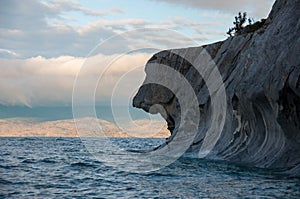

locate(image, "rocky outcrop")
[[133, 0, 300, 175]]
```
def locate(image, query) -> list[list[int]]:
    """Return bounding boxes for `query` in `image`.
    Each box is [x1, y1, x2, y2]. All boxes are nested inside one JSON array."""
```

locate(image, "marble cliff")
[[133, 0, 300, 175]]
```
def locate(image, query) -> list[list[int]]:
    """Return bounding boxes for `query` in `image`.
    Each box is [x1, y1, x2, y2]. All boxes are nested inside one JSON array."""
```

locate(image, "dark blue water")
[[1, 137, 299, 198]]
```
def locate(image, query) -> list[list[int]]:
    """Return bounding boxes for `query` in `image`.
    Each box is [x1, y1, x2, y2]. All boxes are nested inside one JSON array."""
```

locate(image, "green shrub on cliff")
[[227, 12, 266, 36], [227, 12, 249, 36]]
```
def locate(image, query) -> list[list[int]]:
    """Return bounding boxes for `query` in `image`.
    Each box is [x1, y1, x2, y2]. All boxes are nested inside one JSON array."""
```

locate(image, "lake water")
[[1, 137, 299, 198]]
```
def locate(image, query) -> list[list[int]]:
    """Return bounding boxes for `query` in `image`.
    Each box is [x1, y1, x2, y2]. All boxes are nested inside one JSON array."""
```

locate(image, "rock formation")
[[133, 0, 300, 175]]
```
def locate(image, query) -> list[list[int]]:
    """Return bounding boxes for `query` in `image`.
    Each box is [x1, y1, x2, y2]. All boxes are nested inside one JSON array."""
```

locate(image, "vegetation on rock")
[[227, 12, 266, 36]]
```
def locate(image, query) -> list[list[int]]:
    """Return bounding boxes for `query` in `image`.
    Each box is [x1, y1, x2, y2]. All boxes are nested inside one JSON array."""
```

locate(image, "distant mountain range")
[[0, 117, 169, 138], [0, 105, 169, 138]]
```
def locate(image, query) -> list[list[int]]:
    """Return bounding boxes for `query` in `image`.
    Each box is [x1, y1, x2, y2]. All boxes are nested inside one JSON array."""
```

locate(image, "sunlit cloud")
[[0, 53, 152, 107], [0, 0, 276, 107]]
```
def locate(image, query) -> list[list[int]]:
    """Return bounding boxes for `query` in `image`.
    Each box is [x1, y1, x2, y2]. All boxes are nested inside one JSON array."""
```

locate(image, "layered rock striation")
[[133, 0, 300, 175]]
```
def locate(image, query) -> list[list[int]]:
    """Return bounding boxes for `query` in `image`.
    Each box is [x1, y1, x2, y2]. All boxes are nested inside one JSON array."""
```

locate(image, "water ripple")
[[0, 137, 299, 198]]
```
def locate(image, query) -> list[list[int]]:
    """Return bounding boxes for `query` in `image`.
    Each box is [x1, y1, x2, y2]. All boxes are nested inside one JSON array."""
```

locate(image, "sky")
[[0, 0, 275, 107]]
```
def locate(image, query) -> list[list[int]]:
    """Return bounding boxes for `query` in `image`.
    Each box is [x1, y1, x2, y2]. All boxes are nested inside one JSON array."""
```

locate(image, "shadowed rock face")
[[133, 0, 300, 175]]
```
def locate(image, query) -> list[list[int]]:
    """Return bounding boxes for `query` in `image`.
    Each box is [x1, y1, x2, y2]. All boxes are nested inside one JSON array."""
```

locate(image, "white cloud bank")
[[0, 53, 152, 107], [0, 0, 277, 107]]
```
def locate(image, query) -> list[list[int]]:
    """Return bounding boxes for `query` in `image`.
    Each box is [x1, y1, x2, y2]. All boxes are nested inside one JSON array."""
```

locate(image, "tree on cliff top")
[[227, 12, 267, 36], [227, 12, 253, 36]]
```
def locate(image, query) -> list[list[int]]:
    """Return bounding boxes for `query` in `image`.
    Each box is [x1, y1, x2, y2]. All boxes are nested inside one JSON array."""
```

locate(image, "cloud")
[[150, 0, 275, 19], [110, 8, 124, 14], [0, 0, 278, 107], [0, 53, 152, 107], [0, 0, 228, 59], [0, 17, 201, 59], [42, 0, 123, 17], [152, 16, 231, 42], [78, 18, 150, 35], [0, 0, 132, 58], [0, 49, 20, 58]]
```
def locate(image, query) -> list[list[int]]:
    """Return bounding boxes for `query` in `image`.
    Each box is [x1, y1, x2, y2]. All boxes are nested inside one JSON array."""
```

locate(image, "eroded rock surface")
[[133, 0, 300, 175]]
